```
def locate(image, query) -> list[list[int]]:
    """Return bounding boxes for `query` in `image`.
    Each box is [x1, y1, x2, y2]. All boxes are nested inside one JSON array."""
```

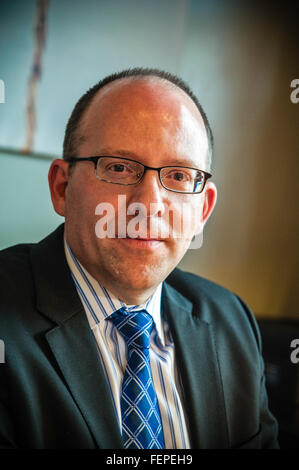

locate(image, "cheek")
[[66, 170, 117, 216], [65, 189, 86, 221], [64, 182, 100, 235], [167, 200, 203, 239]]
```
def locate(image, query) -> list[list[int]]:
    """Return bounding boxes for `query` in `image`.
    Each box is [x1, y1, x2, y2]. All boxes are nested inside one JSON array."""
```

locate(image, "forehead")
[[82, 76, 203, 125], [77, 77, 208, 165]]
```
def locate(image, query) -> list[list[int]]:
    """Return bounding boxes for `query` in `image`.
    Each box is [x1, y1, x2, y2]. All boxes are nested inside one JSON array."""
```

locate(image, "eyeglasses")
[[65, 156, 212, 194]]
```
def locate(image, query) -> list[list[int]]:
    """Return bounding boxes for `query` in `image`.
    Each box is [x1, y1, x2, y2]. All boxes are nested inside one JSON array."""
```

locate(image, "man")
[[0, 68, 278, 449]]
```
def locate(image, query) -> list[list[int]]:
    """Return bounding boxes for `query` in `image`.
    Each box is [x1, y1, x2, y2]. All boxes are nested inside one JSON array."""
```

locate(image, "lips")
[[126, 236, 163, 241], [116, 236, 164, 249]]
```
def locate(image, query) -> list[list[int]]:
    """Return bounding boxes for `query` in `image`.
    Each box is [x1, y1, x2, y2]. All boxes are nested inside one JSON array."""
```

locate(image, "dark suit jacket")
[[0, 225, 278, 449]]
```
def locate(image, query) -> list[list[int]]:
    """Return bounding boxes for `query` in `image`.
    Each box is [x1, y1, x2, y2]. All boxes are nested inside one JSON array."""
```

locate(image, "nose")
[[128, 168, 166, 217]]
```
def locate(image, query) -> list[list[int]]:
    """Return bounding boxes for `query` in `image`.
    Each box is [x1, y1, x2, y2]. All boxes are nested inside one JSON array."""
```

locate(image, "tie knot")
[[109, 308, 153, 350]]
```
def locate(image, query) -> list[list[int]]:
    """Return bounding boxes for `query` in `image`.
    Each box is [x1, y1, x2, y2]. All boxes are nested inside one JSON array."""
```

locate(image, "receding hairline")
[[83, 74, 200, 105], [75, 75, 209, 155]]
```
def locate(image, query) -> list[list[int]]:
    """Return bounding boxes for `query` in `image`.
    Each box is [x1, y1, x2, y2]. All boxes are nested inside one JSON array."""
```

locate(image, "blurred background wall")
[[0, 0, 298, 448], [0, 0, 298, 320]]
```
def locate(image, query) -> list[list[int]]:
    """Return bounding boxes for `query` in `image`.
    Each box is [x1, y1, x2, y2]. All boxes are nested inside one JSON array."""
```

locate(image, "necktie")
[[109, 308, 165, 449]]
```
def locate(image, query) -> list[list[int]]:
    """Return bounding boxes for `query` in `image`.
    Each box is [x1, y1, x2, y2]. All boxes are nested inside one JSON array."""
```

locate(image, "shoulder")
[[166, 267, 243, 312], [165, 267, 261, 349], [0, 225, 64, 288], [166, 267, 234, 301], [0, 243, 34, 285], [0, 243, 36, 311]]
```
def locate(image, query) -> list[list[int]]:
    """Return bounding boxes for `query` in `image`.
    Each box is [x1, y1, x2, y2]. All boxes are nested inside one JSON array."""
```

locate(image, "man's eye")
[[174, 172, 186, 181], [110, 164, 126, 172], [107, 163, 133, 174], [167, 171, 190, 182]]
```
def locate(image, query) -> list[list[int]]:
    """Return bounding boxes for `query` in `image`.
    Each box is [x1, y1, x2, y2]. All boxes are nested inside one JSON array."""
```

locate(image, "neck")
[[100, 283, 155, 306], [87, 266, 156, 305]]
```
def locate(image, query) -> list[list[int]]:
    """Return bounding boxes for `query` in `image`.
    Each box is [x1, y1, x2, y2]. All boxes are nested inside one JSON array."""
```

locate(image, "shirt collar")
[[64, 239, 165, 345]]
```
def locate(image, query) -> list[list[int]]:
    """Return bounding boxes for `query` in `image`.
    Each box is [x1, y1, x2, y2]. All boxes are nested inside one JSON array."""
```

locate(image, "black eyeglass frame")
[[65, 155, 212, 194]]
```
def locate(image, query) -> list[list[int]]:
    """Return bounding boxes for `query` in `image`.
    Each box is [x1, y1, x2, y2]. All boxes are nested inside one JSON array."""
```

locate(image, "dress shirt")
[[64, 240, 191, 449]]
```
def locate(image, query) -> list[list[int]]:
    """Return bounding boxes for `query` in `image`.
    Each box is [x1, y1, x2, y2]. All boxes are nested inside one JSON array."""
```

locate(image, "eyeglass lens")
[[96, 157, 205, 193]]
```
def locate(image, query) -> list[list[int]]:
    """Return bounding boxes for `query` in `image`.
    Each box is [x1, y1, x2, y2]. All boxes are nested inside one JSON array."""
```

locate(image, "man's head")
[[63, 68, 214, 171], [49, 68, 217, 304]]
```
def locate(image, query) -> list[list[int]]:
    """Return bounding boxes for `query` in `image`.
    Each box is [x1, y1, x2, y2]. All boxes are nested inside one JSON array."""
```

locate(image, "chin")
[[98, 249, 176, 294], [122, 273, 160, 291], [109, 263, 163, 292]]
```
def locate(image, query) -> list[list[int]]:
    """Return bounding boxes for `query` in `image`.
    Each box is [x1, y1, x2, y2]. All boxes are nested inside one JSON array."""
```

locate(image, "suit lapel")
[[30, 225, 123, 449], [162, 282, 229, 449], [45, 311, 122, 449]]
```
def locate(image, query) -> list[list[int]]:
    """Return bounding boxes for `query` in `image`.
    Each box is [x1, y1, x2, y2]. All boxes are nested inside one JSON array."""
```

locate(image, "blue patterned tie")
[[109, 308, 165, 449]]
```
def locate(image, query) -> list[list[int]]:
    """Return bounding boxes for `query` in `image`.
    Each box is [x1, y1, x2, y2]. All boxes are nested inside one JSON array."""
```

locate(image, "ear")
[[194, 181, 217, 235], [48, 159, 70, 216]]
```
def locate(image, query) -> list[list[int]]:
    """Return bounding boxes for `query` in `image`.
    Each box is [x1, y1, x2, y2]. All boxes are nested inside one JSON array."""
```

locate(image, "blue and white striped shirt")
[[64, 240, 191, 449]]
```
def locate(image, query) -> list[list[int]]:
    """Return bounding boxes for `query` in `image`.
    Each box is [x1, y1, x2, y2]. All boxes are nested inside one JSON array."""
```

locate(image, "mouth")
[[117, 236, 164, 249]]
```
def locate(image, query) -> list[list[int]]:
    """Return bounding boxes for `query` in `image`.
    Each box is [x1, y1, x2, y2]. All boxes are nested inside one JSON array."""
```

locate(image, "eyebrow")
[[98, 148, 142, 160]]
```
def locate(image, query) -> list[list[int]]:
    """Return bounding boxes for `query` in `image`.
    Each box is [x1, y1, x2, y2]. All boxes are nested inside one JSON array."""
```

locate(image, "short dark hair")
[[63, 67, 213, 170]]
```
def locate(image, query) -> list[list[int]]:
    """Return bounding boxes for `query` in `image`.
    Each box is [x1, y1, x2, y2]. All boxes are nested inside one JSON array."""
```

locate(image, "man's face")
[[52, 78, 216, 303]]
